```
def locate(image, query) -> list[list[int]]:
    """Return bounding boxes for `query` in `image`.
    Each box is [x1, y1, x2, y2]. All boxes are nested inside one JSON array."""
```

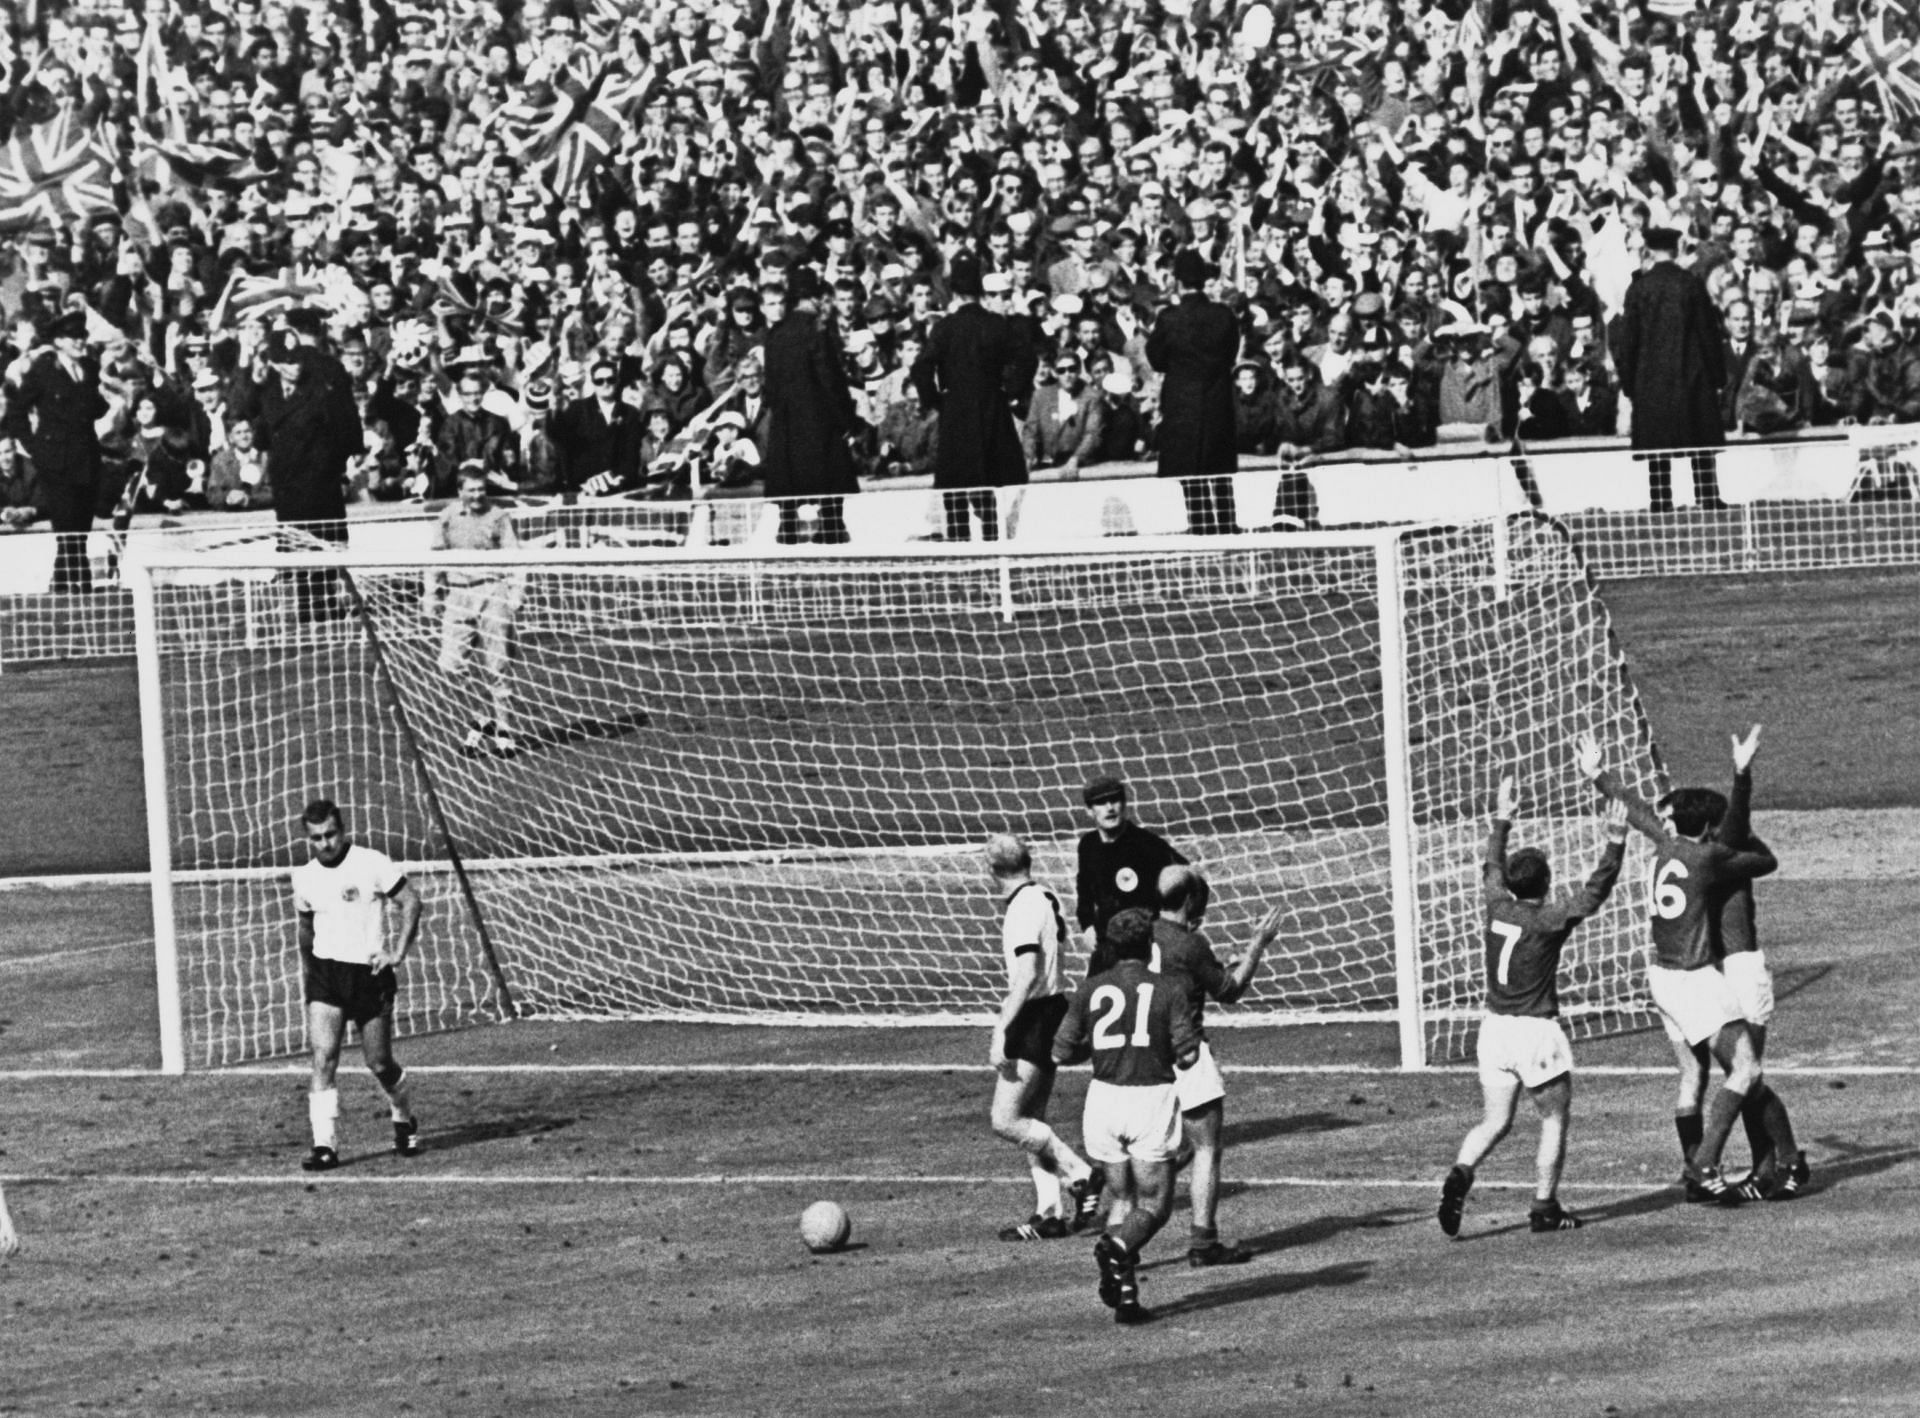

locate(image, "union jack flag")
[[209, 266, 328, 329], [0, 110, 116, 234], [131, 134, 268, 189], [503, 61, 647, 197]]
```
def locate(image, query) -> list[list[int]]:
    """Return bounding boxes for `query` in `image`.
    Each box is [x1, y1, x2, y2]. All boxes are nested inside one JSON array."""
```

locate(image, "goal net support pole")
[[128, 516, 1665, 1070]]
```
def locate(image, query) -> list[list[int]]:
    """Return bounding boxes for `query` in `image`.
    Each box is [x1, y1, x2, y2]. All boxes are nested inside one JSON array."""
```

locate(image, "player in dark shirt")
[[1150, 865, 1283, 1265], [1439, 775, 1629, 1237], [1701, 746, 1809, 1200], [1054, 908, 1199, 1324], [1075, 775, 1187, 966], [1581, 727, 1779, 1202]]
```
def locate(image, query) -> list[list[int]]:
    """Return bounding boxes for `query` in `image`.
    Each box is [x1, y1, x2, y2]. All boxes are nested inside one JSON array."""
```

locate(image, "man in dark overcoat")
[[551, 355, 644, 494], [761, 265, 861, 545], [1612, 226, 1728, 512], [5, 312, 109, 592], [910, 252, 1036, 542], [259, 327, 363, 618], [1147, 248, 1241, 535]]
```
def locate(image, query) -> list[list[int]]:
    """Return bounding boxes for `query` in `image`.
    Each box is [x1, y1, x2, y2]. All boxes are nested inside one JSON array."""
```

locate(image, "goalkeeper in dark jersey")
[[1075, 775, 1187, 967], [1580, 726, 1782, 1204], [1439, 775, 1630, 1238], [1053, 908, 1200, 1325]]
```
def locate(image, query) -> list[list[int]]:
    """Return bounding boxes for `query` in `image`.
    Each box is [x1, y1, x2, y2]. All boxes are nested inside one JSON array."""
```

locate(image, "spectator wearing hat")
[[1614, 226, 1729, 513], [761, 265, 861, 545], [910, 252, 1037, 542], [1021, 350, 1105, 479], [2, 312, 108, 591], [1147, 249, 1240, 536], [206, 415, 273, 511], [257, 326, 359, 619], [553, 357, 644, 496]]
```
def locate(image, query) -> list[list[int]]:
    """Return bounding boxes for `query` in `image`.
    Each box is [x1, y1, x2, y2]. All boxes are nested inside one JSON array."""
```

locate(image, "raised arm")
[[1483, 773, 1519, 901], [1577, 732, 1667, 840], [1215, 905, 1283, 1005], [1719, 723, 1761, 845], [1566, 798, 1632, 921]]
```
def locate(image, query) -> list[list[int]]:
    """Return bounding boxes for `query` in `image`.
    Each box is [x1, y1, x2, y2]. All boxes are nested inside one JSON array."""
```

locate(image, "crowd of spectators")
[[4, 0, 1920, 533]]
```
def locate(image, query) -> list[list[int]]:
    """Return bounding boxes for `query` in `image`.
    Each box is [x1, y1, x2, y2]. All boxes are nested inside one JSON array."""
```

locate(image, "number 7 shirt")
[[1481, 818, 1626, 1018]]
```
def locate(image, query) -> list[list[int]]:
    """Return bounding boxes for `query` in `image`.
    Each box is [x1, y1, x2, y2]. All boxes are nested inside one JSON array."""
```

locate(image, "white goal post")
[[126, 514, 1664, 1072]]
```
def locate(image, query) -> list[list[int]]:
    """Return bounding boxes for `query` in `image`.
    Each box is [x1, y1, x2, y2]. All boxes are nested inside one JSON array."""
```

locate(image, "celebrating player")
[[1711, 777, 1810, 1200], [1439, 775, 1629, 1237], [984, 834, 1105, 1241], [292, 799, 424, 1171], [1151, 865, 1284, 1265], [422, 462, 526, 759], [1053, 908, 1200, 1325], [1075, 775, 1186, 963], [1578, 728, 1781, 1202]]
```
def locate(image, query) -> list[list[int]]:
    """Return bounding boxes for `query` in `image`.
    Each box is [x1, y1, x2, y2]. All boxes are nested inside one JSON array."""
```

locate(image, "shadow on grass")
[[521, 708, 653, 753], [1142, 1259, 1375, 1319], [1223, 1110, 1367, 1147], [424, 1111, 580, 1152], [1145, 1205, 1411, 1269]]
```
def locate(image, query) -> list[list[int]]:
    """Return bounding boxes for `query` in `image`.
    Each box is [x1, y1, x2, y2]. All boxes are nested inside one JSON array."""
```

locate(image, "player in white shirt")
[[985, 834, 1104, 1241], [291, 799, 424, 1171], [0, 1184, 17, 1257]]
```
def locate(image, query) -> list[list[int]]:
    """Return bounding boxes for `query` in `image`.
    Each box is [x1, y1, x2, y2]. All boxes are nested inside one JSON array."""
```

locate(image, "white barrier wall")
[[4, 426, 1915, 599]]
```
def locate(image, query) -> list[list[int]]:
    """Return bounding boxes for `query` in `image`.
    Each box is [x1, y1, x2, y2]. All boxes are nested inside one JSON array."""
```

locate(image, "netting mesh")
[[140, 519, 1661, 1066], [1397, 518, 1664, 1060]]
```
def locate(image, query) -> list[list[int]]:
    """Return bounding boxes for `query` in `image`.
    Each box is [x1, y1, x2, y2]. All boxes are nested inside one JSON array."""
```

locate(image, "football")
[[799, 1200, 851, 1253]]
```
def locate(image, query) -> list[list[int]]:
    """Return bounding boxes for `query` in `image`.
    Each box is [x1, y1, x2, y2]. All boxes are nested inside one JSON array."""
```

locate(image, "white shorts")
[[1648, 962, 1743, 1048], [1081, 1078, 1182, 1165], [1173, 1040, 1227, 1112], [1721, 951, 1775, 1028], [1476, 1012, 1574, 1090]]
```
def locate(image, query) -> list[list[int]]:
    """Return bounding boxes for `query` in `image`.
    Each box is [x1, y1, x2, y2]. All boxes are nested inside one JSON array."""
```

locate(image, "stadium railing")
[[5, 422, 1917, 667]]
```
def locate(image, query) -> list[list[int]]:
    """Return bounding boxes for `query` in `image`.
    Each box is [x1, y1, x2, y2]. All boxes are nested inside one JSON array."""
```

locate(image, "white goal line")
[[0, 1170, 1691, 1193], [3, 1062, 1917, 1080]]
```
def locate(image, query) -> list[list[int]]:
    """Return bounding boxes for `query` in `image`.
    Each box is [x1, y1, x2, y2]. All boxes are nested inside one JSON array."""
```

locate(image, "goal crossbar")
[[129, 515, 1663, 1071]]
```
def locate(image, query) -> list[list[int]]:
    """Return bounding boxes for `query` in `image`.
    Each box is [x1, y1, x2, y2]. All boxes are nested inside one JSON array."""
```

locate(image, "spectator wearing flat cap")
[[2, 311, 109, 592], [910, 252, 1036, 542], [761, 265, 861, 545], [1147, 249, 1240, 536]]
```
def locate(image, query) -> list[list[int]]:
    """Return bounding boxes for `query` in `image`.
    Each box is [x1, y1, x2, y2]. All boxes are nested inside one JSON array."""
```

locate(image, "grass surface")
[[1, 564, 1916, 1414]]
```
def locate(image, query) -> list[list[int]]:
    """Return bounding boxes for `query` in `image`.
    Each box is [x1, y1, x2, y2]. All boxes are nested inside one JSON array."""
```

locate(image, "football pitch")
[[3, 567, 1920, 1415]]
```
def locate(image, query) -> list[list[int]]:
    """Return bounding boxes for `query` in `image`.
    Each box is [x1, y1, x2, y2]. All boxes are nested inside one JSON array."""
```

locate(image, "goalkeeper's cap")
[[1107, 908, 1155, 961], [1083, 775, 1127, 807]]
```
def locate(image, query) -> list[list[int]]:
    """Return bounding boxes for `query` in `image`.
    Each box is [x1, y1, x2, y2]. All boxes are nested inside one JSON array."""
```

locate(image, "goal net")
[[129, 514, 1663, 1069]]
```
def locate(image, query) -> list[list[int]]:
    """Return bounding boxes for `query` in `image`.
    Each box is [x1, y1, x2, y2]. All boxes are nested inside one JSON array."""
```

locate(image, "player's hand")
[[1494, 774, 1520, 820], [1603, 797, 1630, 840], [988, 1033, 1013, 1078], [1730, 723, 1762, 772], [1248, 904, 1284, 952], [1575, 732, 1603, 781]]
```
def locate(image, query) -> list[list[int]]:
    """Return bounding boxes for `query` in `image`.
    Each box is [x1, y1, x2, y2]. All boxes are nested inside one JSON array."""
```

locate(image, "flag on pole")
[[0, 110, 115, 234]]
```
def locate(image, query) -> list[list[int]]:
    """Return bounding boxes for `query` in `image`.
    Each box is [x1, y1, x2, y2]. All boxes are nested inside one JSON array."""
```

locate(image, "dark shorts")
[[305, 956, 398, 1026], [1006, 993, 1070, 1070]]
